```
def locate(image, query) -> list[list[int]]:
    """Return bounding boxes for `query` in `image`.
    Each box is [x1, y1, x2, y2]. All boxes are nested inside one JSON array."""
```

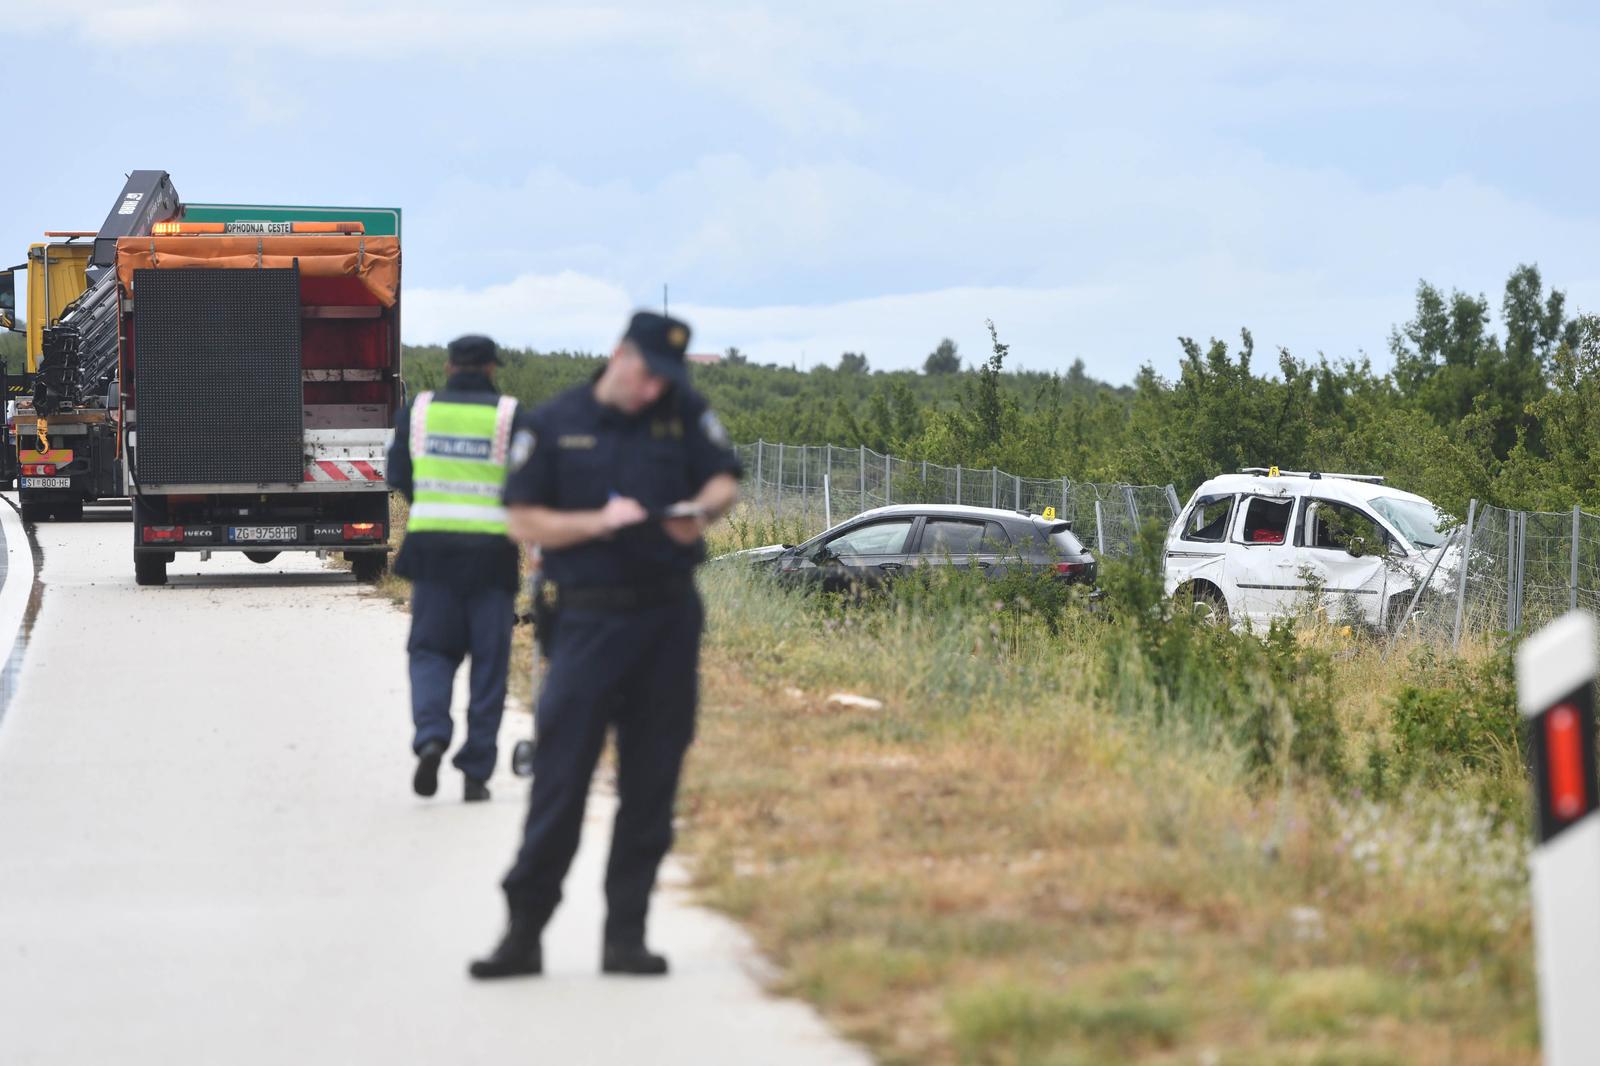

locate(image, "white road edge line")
[[0, 497, 35, 675]]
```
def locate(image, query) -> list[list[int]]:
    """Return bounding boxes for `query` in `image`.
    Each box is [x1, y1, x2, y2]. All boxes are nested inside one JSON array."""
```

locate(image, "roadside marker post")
[[1516, 610, 1600, 1066]]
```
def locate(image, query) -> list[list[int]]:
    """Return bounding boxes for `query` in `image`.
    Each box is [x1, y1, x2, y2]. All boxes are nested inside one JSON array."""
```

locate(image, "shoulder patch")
[[509, 429, 537, 471], [700, 409, 731, 448]]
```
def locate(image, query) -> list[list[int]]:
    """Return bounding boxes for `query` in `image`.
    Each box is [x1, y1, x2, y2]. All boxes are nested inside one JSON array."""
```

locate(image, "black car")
[[732, 504, 1096, 594]]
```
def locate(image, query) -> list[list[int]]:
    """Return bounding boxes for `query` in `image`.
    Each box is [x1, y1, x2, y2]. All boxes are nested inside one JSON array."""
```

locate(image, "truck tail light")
[[342, 522, 381, 542], [21, 463, 57, 476], [142, 526, 184, 543]]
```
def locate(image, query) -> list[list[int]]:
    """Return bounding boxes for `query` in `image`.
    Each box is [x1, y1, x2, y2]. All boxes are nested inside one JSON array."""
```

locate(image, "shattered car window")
[[1370, 497, 1448, 551], [1183, 494, 1235, 543], [1239, 496, 1293, 545]]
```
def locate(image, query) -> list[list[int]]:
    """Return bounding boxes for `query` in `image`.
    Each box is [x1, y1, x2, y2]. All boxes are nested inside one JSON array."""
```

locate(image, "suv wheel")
[[1181, 585, 1227, 627], [1386, 595, 1418, 636]]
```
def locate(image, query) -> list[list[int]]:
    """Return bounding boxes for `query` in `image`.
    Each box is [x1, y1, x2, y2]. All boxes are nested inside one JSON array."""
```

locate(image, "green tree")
[[923, 338, 961, 375], [1389, 267, 1576, 461], [838, 351, 869, 374]]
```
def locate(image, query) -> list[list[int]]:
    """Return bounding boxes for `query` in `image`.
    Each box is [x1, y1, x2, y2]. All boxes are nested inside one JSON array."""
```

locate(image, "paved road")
[[0, 502, 866, 1066]]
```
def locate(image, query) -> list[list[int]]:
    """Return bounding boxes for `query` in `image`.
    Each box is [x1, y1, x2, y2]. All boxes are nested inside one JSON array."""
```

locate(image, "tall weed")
[[1098, 528, 1345, 785]]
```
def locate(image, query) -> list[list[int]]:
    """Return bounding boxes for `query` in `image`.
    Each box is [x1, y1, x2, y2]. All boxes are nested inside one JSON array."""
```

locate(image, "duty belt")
[[547, 575, 694, 613]]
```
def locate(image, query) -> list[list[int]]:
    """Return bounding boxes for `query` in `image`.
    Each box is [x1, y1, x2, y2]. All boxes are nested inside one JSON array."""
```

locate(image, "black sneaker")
[[469, 923, 543, 979], [602, 942, 669, 976], [464, 777, 491, 803], [413, 740, 446, 797]]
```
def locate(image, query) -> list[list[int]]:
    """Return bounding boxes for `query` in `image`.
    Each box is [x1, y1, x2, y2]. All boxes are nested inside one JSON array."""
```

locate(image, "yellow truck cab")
[[0, 239, 93, 506]]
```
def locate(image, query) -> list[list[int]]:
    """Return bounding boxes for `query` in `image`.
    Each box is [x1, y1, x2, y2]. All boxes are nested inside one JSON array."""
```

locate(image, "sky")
[[4, 0, 1599, 382]]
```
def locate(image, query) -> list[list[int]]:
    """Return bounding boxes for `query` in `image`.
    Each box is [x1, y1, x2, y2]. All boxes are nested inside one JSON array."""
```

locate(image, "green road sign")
[[180, 204, 401, 238]]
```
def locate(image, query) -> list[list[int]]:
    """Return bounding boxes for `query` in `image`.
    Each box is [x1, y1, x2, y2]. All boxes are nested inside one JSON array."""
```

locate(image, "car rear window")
[[1045, 522, 1084, 555]]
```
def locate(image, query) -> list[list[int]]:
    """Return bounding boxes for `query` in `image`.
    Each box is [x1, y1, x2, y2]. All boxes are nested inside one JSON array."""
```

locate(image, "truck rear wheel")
[[350, 552, 388, 584], [134, 553, 168, 587], [244, 551, 281, 564], [53, 499, 84, 522]]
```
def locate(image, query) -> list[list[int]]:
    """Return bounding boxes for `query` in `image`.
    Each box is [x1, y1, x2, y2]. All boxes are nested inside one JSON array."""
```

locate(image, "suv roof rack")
[[1239, 467, 1385, 484]]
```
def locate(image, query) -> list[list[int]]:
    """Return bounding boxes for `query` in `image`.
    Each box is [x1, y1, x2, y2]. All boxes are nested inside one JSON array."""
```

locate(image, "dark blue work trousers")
[[501, 590, 702, 946], [408, 579, 515, 783]]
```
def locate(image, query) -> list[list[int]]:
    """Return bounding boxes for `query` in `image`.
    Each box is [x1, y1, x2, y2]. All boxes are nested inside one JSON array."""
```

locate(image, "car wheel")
[[1181, 585, 1227, 627], [1386, 594, 1418, 636]]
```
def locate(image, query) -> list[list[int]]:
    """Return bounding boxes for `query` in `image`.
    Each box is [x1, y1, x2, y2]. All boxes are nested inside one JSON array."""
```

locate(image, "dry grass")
[[677, 561, 1538, 1065], [358, 513, 1536, 1062]]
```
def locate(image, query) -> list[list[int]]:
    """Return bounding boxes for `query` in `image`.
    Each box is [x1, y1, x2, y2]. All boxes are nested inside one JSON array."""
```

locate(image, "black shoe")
[[602, 942, 669, 976], [464, 777, 491, 803], [469, 923, 543, 979], [413, 740, 446, 797]]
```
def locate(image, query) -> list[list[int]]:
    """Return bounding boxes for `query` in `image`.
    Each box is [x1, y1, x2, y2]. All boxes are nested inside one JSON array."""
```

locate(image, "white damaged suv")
[[1164, 468, 1454, 630]]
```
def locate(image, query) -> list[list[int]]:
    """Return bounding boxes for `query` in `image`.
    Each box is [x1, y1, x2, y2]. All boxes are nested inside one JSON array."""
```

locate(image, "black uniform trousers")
[[502, 589, 703, 946]]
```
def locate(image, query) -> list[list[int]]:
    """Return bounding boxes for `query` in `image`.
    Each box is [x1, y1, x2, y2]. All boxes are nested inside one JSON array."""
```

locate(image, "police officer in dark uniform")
[[469, 311, 741, 978], [387, 335, 531, 802]]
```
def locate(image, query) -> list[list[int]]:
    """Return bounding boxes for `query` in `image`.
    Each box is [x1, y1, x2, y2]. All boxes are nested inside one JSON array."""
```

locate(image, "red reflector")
[[1548, 704, 1587, 821], [1055, 562, 1086, 575], [22, 464, 56, 476], [142, 525, 184, 544], [342, 522, 381, 541]]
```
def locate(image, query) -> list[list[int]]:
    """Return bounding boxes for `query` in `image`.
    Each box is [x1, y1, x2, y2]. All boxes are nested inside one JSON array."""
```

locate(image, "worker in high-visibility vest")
[[386, 334, 533, 802]]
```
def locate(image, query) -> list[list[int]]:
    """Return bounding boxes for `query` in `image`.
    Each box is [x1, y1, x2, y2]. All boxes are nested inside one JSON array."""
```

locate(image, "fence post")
[[1519, 510, 1529, 632], [1510, 511, 1524, 634], [991, 467, 998, 509], [1123, 484, 1140, 532], [824, 473, 832, 529], [801, 445, 809, 528], [1061, 477, 1069, 520], [1094, 499, 1106, 556], [1453, 499, 1477, 650], [775, 443, 785, 521], [1014, 475, 1022, 511], [1574, 505, 1583, 613], [859, 446, 867, 515], [955, 464, 962, 504], [754, 440, 764, 506], [885, 451, 892, 506], [1165, 484, 1181, 517]]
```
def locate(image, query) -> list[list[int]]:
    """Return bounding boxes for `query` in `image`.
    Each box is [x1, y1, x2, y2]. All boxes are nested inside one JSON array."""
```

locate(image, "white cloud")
[[9, 0, 1600, 384], [405, 270, 633, 350]]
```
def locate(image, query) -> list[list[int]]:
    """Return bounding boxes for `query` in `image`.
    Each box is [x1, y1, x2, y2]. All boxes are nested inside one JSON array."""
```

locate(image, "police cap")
[[622, 311, 692, 387], [447, 334, 503, 367]]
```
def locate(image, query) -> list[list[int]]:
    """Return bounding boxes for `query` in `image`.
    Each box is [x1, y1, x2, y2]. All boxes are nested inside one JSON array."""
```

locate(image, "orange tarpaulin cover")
[[115, 235, 400, 307]]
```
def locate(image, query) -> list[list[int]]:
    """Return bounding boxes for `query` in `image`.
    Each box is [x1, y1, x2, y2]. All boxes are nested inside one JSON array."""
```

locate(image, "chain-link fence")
[[732, 447, 1600, 642], [734, 440, 1179, 555], [1396, 502, 1600, 647]]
